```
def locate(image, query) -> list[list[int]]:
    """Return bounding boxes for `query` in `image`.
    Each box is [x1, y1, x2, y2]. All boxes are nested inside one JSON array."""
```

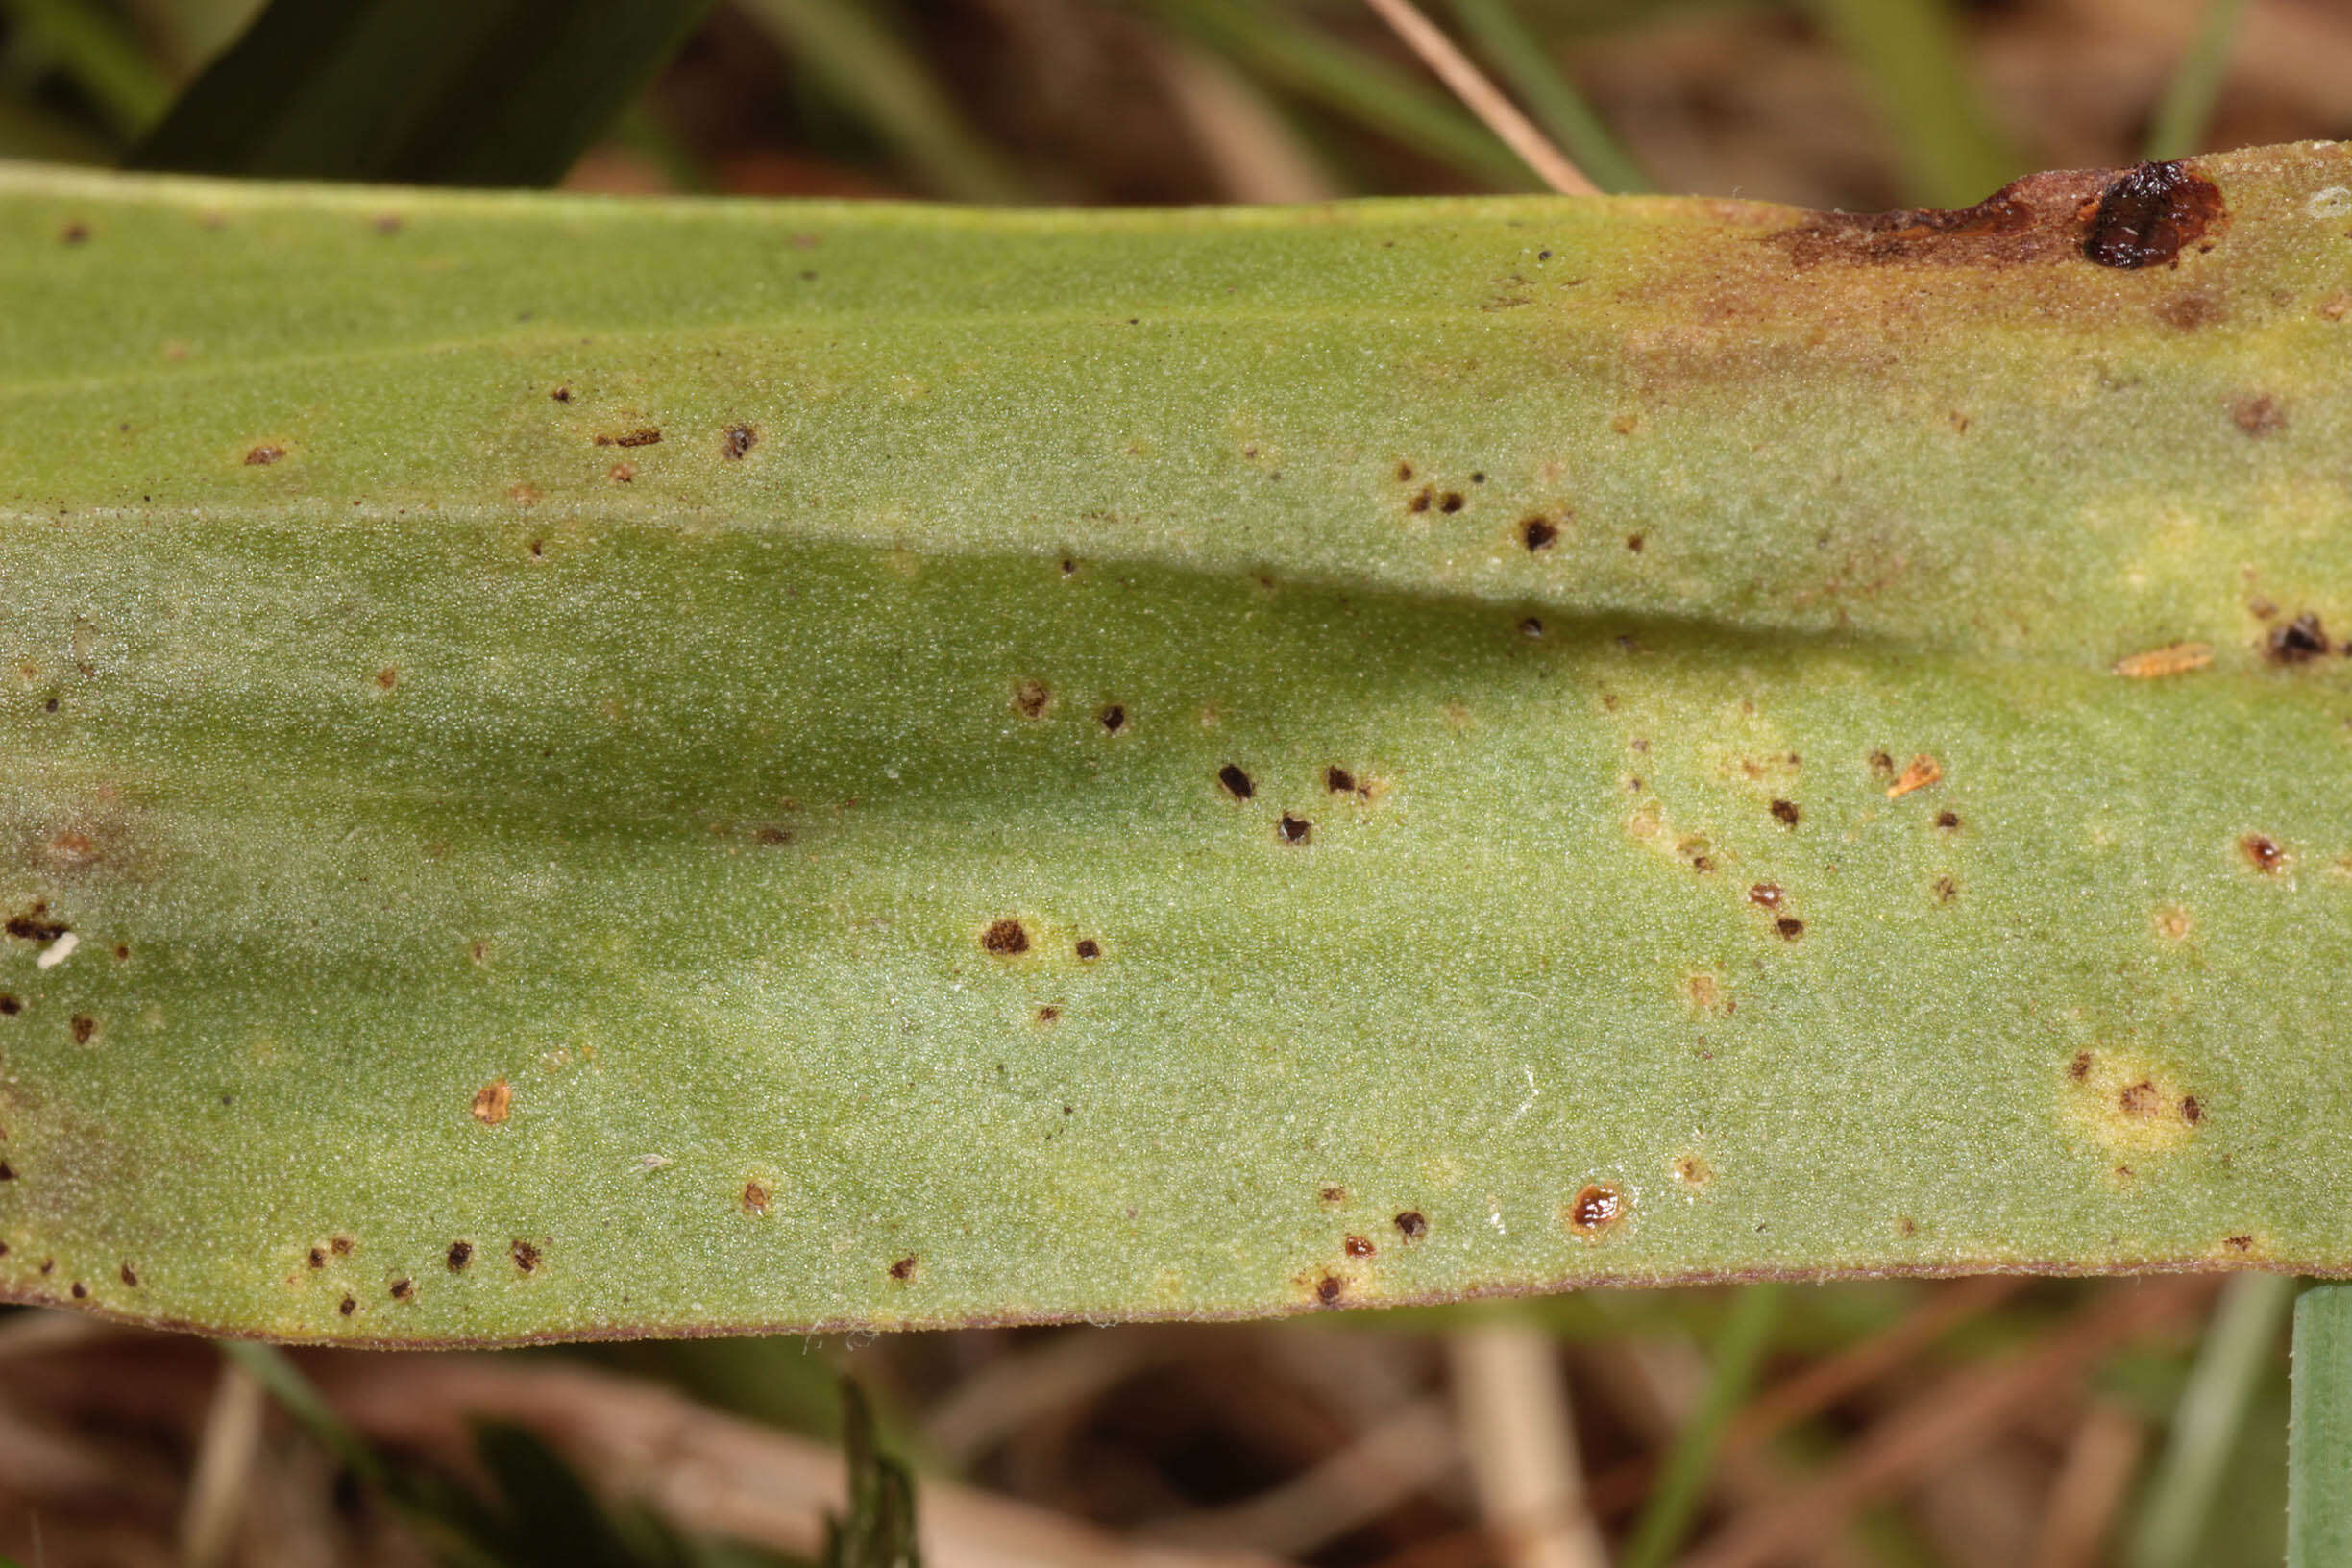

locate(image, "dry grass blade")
[[1358, 0, 1598, 194], [1144, 1396, 1458, 1557], [1724, 1276, 2024, 1457], [1679, 1278, 2217, 1568], [2027, 1400, 2144, 1568], [317, 1354, 1291, 1568], [1449, 1322, 1608, 1568], [925, 1328, 1172, 1466], [179, 1360, 265, 1568]]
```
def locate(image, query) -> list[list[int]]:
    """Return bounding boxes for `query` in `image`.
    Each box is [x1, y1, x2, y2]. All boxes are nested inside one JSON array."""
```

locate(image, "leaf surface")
[[0, 147, 2348, 1342]]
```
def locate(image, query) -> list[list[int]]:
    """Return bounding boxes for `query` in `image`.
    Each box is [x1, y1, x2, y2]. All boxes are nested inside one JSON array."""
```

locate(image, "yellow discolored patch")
[[2060, 1049, 2200, 1161], [2154, 905, 2193, 941], [1685, 973, 1732, 1015], [1670, 1154, 1712, 1189], [2112, 642, 2214, 678], [1887, 754, 1943, 798]]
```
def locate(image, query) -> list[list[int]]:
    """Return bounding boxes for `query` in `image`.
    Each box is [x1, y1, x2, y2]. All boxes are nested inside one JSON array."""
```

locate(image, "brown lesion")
[[1768, 160, 2223, 272]]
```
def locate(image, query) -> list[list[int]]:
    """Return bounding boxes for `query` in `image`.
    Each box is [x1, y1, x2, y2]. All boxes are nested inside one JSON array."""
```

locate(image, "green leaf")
[[126, 0, 716, 186], [732, 0, 1025, 205], [2144, 0, 2248, 163], [0, 144, 2347, 1343], [1797, 0, 2021, 208], [2128, 1272, 2294, 1568], [2292, 1285, 2352, 1566], [824, 1382, 920, 1568]]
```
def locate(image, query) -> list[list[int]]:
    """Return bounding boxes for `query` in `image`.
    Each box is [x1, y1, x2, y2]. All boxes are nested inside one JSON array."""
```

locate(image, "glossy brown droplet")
[[2082, 160, 2224, 270], [1567, 1184, 1623, 1236]]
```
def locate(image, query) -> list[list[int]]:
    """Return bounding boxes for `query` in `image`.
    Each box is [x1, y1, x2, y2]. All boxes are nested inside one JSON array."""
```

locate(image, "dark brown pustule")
[[2082, 161, 2225, 270], [2267, 613, 2330, 664]]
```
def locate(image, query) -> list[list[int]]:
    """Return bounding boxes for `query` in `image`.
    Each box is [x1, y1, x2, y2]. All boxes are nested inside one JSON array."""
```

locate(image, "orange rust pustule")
[[2083, 161, 2225, 269], [1766, 160, 2222, 272]]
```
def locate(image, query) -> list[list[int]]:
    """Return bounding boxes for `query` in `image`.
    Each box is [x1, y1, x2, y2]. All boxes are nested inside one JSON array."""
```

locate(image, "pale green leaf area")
[[0, 145, 2347, 1344]]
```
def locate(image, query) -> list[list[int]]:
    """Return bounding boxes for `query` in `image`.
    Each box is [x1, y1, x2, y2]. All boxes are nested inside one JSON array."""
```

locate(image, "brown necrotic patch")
[[1749, 883, 1783, 910], [1770, 798, 1801, 826], [721, 425, 758, 459], [68, 1015, 93, 1045], [118, 1263, 136, 1287], [1770, 159, 2224, 276], [1325, 766, 1357, 794], [2266, 613, 2330, 664], [472, 1078, 511, 1125], [390, 1278, 412, 1300], [1566, 1184, 1624, 1237], [1278, 815, 1311, 845], [1776, 917, 1805, 940], [1013, 679, 1051, 719], [0, 996, 19, 1016], [2242, 833, 2286, 872], [1314, 1274, 1344, 1305], [446, 1241, 473, 1272], [742, 1181, 770, 1215], [594, 429, 662, 449], [1394, 1211, 1427, 1239], [510, 1239, 540, 1273], [1097, 704, 1126, 734], [1217, 764, 1254, 800], [2155, 290, 2224, 331], [1773, 166, 2114, 269], [2233, 395, 2287, 437], [1521, 518, 1557, 551], [1343, 1236, 1375, 1258], [337, 1295, 355, 1315], [243, 445, 285, 466], [1074, 938, 1100, 961], [981, 919, 1030, 955], [888, 1255, 917, 1281], [5, 903, 68, 943]]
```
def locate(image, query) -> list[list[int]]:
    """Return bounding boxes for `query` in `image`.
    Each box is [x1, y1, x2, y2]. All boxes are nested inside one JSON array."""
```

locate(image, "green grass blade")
[[2144, 0, 2247, 162], [825, 1381, 921, 1568], [0, 147, 2347, 1341], [734, 0, 1023, 205], [2127, 1271, 2294, 1568], [1621, 1284, 1783, 1568], [1797, 0, 2020, 207], [2291, 1285, 2352, 1566], [219, 1340, 390, 1488], [1447, 0, 1649, 193], [1148, 0, 1534, 189], [0, 0, 171, 139], [126, 0, 716, 185]]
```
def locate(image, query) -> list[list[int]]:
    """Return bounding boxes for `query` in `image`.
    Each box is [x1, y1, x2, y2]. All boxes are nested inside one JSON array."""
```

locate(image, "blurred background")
[[1, 1, 2348, 1565]]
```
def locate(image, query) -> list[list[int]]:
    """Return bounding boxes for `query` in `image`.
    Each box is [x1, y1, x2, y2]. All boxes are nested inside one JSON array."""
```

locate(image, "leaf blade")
[[0, 146, 2346, 1341]]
